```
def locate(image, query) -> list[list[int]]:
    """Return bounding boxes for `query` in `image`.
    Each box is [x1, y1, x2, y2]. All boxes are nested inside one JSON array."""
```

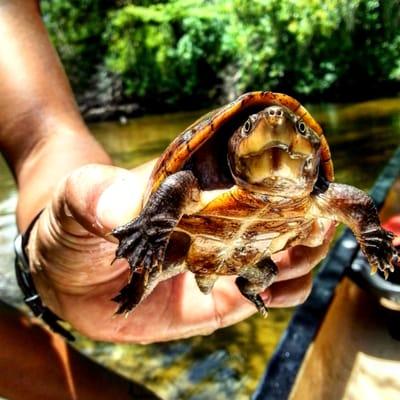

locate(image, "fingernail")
[[96, 176, 143, 229]]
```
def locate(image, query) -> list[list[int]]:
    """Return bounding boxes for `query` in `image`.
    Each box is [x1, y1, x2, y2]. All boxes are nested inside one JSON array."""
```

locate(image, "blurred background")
[[41, 0, 400, 119], [1, 1, 400, 399]]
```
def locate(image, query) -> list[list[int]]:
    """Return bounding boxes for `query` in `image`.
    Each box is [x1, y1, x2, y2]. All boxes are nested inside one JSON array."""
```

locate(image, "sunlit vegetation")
[[41, 0, 400, 111]]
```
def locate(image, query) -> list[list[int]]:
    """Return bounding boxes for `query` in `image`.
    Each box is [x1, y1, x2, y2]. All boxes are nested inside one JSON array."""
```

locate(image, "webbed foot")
[[113, 214, 175, 273], [360, 228, 399, 279], [236, 275, 269, 317], [112, 214, 177, 313], [112, 272, 147, 315], [236, 257, 278, 317]]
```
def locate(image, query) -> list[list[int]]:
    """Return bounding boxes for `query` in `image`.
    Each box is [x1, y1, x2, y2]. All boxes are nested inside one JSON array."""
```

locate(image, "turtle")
[[112, 91, 399, 316]]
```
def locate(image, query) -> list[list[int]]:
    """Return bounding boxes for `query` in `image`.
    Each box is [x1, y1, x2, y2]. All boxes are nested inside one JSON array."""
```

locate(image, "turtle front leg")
[[313, 182, 399, 278], [112, 171, 200, 314]]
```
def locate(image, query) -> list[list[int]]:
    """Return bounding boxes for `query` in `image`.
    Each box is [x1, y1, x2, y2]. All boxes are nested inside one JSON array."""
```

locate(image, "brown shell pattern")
[[145, 91, 334, 200]]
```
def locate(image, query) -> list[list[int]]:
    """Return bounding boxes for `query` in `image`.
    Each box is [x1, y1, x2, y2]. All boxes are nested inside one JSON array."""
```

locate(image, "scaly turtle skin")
[[112, 91, 399, 315]]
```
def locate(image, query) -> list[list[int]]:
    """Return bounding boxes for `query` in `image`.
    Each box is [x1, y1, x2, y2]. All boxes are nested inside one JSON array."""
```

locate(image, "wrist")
[[14, 210, 74, 341], [15, 116, 112, 231], [5, 108, 89, 176]]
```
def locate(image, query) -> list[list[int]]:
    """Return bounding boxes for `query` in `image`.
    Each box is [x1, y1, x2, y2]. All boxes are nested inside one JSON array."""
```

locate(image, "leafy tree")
[[41, 0, 400, 110], [40, 0, 115, 94]]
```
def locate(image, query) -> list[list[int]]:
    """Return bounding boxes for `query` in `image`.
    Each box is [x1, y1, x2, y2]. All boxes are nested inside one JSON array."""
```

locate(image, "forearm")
[[0, 0, 111, 230], [15, 128, 111, 231]]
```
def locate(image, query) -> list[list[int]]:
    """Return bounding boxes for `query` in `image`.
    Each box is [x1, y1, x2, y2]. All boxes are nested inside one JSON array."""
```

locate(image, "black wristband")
[[14, 211, 75, 341]]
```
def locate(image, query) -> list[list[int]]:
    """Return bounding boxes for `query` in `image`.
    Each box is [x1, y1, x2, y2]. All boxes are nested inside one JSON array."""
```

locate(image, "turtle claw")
[[112, 213, 177, 313], [113, 214, 174, 273], [112, 287, 134, 315], [384, 269, 389, 280], [112, 271, 150, 315], [361, 228, 399, 279]]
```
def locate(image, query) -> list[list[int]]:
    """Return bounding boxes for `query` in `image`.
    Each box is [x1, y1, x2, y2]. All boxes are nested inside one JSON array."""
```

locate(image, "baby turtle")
[[112, 91, 399, 315]]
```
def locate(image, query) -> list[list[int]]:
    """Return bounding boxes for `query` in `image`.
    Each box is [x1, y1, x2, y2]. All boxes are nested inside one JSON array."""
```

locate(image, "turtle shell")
[[145, 91, 333, 200]]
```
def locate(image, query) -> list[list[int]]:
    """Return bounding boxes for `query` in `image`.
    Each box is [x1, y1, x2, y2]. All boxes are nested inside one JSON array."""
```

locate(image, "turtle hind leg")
[[236, 277, 269, 317], [112, 272, 147, 315], [113, 262, 187, 315], [195, 274, 218, 295], [236, 258, 278, 317]]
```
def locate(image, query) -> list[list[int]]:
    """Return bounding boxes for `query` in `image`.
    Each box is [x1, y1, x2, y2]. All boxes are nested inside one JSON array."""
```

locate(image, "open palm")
[[27, 162, 334, 343]]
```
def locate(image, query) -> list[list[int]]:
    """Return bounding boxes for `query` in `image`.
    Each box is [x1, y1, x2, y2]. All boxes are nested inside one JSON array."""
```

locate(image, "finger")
[[273, 222, 336, 282], [213, 273, 314, 328], [141, 274, 257, 342], [59, 161, 156, 238], [262, 273, 313, 307], [167, 272, 314, 340]]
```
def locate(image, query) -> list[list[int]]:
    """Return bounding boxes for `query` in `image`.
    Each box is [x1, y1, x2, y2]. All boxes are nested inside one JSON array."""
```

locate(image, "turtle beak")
[[236, 107, 294, 158], [230, 106, 321, 189]]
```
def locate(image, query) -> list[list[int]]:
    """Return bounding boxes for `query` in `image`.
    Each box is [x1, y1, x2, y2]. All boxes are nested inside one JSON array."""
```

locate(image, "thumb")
[[61, 162, 155, 238]]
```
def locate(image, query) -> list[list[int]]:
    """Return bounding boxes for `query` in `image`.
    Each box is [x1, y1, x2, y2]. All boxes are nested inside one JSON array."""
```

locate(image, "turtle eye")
[[243, 119, 252, 134], [296, 120, 307, 135]]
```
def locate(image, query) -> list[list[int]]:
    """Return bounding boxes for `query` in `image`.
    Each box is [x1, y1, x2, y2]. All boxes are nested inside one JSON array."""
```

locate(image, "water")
[[1, 98, 399, 399]]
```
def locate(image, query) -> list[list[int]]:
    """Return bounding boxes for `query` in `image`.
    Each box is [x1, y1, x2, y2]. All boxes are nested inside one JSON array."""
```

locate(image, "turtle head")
[[228, 105, 321, 197]]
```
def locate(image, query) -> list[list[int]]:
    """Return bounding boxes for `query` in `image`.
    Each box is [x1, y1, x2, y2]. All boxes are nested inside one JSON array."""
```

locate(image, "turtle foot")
[[254, 296, 269, 318], [235, 258, 278, 317], [112, 272, 147, 315], [235, 276, 269, 318], [113, 214, 176, 275], [112, 213, 176, 314], [361, 228, 399, 279]]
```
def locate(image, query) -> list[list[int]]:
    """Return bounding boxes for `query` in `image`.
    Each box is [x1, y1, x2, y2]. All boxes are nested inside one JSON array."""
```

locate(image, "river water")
[[0, 98, 399, 399]]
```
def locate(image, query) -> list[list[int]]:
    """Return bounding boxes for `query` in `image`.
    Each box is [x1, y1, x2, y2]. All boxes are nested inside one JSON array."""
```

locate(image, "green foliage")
[[40, 0, 115, 93], [41, 0, 400, 109], [226, 0, 400, 98], [103, 1, 232, 106]]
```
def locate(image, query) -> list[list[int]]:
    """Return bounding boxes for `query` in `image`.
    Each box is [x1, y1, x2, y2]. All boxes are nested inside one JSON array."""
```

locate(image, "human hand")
[[27, 162, 336, 343], [383, 215, 400, 247]]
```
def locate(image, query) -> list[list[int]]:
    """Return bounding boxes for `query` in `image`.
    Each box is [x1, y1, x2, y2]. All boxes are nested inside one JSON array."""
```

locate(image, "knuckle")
[[298, 279, 313, 304], [292, 273, 313, 305]]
